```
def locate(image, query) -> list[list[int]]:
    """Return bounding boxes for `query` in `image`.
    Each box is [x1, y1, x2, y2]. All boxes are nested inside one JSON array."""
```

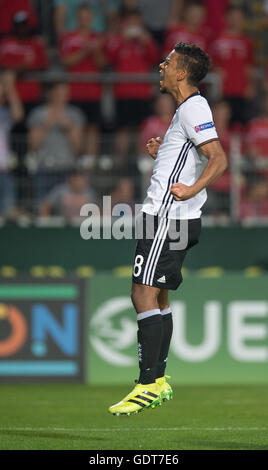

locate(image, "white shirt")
[[142, 92, 218, 219]]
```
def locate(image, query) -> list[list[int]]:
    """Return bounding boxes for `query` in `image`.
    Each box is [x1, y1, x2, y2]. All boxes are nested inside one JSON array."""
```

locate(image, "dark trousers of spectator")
[[0, 172, 16, 216], [224, 96, 255, 126], [33, 171, 67, 212]]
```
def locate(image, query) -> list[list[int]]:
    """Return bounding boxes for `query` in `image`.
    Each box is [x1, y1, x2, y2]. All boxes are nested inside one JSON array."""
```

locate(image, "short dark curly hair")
[[174, 42, 211, 86]]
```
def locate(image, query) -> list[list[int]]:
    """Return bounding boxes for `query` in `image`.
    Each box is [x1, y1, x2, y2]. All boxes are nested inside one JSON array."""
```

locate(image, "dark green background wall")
[[0, 225, 267, 272]]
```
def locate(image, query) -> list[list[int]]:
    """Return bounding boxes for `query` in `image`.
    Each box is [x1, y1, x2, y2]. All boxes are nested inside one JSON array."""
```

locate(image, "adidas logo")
[[157, 275, 166, 283]]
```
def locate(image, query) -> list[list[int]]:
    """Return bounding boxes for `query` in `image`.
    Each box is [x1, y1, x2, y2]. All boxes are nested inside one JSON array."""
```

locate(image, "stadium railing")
[[2, 71, 268, 226]]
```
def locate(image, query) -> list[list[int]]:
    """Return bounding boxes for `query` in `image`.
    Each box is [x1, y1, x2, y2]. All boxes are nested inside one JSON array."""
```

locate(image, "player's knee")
[[158, 290, 169, 311], [131, 282, 159, 311]]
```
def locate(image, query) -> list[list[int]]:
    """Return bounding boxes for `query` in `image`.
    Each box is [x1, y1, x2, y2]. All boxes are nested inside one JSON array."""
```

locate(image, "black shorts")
[[132, 212, 201, 290]]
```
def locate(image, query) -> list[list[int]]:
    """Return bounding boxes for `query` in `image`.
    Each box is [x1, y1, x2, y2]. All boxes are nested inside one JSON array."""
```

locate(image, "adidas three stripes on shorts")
[[132, 212, 201, 290]]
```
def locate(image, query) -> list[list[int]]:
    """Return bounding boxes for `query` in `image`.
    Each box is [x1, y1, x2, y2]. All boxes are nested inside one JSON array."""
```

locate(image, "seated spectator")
[[246, 93, 268, 160], [0, 70, 24, 216], [39, 168, 97, 221], [240, 176, 268, 219], [0, 0, 38, 37], [107, 9, 158, 165], [109, 177, 136, 212], [139, 93, 175, 154], [163, 2, 212, 57], [209, 6, 256, 125], [27, 82, 86, 207], [59, 4, 106, 158], [0, 11, 48, 114], [54, 0, 120, 37]]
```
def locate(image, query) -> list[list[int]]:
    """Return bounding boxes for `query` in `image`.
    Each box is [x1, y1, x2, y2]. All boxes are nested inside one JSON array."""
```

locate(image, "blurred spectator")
[[209, 100, 232, 214], [246, 93, 268, 159], [122, 0, 184, 45], [39, 168, 97, 220], [210, 6, 255, 125], [27, 82, 86, 207], [107, 9, 158, 164], [163, 2, 211, 57], [54, 0, 120, 36], [212, 100, 232, 155], [240, 176, 268, 219], [59, 4, 106, 158], [202, 0, 230, 40], [0, 70, 24, 216], [0, 11, 48, 114], [0, 0, 38, 37], [139, 94, 175, 153], [264, 60, 268, 93], [110, 177, 135, 211]]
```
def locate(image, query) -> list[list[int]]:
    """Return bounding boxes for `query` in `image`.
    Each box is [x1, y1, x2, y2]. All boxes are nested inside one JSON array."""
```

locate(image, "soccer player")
[[109, 42, 227, 416]]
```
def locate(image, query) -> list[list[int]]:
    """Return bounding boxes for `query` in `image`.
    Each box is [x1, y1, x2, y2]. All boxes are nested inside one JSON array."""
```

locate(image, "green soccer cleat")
[[108, 382, 162, 416], [156, 375, 173, 402]]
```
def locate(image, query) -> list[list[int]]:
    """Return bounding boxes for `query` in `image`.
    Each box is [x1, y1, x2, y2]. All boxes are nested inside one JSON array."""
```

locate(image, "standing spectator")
[[27, 82, 86, 207], [138, 93, 175, 190], [246, 93, 268, 160], [202, 0, 230, 40], [54, 0, 120, 37], [107, 9, 158, 164], [0, 71, 24, 216], [139, 94, 175, 154], [59, 4, 106, 158], [210, 6, 255, 125], [209, 100, 232, 214], [240, 177, 268, 220], [163, 2, 212, 57], [131, 0, 184, 45], [0, 0, 38, 37], [39, 168, 97, 220], [0, 11, 48, 114]]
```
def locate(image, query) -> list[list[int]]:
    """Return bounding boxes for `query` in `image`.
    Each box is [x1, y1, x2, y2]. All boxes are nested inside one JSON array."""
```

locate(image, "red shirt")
[[107, 34, 158, 99], [59, 31, 104, 101], [202, 0, 230, 40], [0, 36, 48, 102], [163, 25, 211, 56], [240, 199, 268, 218], [139, 115, 171, 151], [0, 0, 38, 35], [246, 118, 268, 157], [210, 128, 232, 193], [210, 33, 254, 97]]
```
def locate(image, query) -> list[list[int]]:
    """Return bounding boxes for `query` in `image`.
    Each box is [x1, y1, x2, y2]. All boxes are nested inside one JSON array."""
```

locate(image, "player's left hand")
[[170, 183, 196, 201]]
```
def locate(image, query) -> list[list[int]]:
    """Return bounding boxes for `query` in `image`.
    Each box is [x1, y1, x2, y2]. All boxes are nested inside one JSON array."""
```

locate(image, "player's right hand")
[[146, 137, 163, 159]]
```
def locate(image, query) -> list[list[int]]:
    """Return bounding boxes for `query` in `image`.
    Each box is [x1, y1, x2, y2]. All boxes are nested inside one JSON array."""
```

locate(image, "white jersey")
[[142, 92, 218, 219]]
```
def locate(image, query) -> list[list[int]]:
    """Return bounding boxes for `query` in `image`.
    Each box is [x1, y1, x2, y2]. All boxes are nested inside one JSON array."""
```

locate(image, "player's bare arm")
[[170, 140, 228, 201]]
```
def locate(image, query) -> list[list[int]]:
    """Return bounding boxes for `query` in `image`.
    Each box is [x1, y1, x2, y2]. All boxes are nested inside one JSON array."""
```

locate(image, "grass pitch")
[[0, 383, 267, 450]]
